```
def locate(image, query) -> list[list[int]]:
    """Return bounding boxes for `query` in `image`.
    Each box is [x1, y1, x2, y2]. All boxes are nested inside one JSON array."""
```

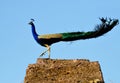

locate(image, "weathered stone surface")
[[24, 58, 104, 83]]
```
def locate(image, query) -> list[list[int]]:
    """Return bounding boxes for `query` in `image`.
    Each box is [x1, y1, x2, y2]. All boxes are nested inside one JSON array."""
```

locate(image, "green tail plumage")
[[61, 18, 119, 41]]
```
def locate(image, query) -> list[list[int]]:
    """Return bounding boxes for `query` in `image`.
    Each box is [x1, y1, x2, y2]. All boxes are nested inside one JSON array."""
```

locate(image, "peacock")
[[28, 17, 119, 58]]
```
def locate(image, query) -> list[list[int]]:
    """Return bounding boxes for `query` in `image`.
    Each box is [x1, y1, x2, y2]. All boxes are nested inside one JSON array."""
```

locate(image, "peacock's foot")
[[39, 52, 46, 57]]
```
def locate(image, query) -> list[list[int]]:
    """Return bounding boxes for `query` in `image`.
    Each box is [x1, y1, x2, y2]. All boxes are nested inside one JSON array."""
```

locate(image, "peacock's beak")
[[28, 22, 32, 25], [28, 19, 34, 25]]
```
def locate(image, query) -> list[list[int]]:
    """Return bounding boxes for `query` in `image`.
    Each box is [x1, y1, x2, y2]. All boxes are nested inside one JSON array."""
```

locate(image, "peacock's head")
[[28, 19, 35, 25]]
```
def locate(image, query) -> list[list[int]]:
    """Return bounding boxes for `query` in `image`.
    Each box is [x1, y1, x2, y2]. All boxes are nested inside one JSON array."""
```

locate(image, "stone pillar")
[[24, 58, 104, 83]]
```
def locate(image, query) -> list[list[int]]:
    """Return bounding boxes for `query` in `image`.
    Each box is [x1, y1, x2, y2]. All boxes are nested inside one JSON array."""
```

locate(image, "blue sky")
[[0, 0, 120, 83]]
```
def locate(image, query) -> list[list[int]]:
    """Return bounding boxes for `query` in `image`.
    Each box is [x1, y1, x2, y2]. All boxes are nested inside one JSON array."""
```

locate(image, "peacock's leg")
[[40, 44, 50, 58], [46, 45, 50, 59]]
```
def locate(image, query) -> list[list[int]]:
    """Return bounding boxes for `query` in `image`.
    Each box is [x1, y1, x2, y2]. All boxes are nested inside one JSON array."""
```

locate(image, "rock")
[[24, 58, 104, 83]]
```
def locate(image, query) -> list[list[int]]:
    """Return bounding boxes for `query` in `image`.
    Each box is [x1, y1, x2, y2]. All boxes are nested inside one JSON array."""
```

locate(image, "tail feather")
[[61, 18, 119, 41]]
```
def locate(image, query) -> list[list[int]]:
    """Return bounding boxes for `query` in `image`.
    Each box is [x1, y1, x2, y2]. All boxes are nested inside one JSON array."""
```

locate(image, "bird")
[[28, 17, 119, 59]]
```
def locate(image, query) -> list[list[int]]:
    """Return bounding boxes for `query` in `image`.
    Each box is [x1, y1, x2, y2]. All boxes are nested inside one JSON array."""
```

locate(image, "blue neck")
[[31, 23, 38, 40]]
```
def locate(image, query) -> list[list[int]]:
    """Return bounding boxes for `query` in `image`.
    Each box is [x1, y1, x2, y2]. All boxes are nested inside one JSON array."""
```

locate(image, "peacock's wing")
[[38, 33, 62, 39], [37, 33, 63, 46]]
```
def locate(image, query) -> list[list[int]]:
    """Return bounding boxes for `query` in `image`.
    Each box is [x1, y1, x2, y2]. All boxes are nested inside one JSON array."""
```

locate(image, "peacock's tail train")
[[61, 18, 119, 41]]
